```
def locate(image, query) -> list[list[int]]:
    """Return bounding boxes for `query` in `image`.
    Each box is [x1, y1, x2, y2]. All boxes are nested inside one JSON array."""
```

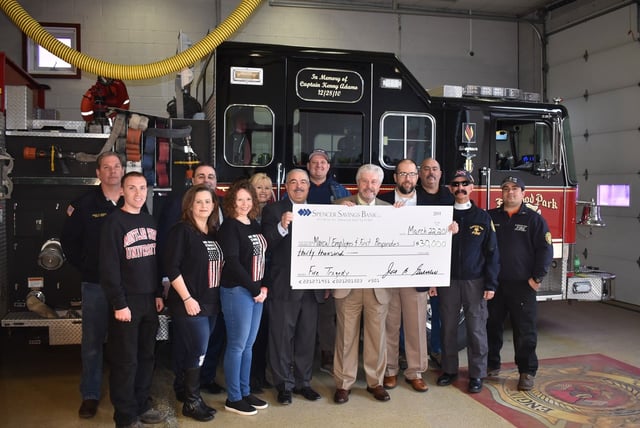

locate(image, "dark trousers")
[[201, 311, 226, 383], [251, 302, 269, 387], [439, 278, 488, 378], [107, 295, 159, 426], [487, 280, 538, 375], [268, 293, 318, 391]]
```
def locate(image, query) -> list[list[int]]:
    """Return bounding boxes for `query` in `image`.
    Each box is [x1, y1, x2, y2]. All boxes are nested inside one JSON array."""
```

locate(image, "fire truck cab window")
[[380, 113, 434, 168], [495, 121, 552, 172], [224, 105, 274, 166], [292, 110, 363, 165]]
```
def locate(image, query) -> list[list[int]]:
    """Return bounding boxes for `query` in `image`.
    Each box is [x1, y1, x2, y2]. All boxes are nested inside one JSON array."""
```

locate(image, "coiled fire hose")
[[0, 0, 263, 80]]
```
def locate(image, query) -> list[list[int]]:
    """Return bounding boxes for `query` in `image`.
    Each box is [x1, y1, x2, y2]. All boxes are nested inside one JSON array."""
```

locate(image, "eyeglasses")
[[450, 181, 470, 187], [396, 172, 418, 178]]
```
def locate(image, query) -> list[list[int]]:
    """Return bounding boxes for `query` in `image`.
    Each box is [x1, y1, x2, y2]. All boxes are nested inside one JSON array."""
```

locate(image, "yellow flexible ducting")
[[0, 0, 263, 80]]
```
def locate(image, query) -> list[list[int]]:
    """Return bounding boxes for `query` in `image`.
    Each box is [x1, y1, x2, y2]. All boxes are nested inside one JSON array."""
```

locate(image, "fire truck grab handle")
[[276, 162, 285, 201], [481, 166, 491, 210]]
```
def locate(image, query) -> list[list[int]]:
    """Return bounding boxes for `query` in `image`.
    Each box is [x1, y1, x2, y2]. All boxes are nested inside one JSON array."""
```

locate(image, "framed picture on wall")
[[23, 22, 81, 78]]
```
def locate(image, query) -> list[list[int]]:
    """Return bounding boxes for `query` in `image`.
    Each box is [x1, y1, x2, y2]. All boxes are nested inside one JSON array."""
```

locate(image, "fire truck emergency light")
[[380, 78, 402, 90]]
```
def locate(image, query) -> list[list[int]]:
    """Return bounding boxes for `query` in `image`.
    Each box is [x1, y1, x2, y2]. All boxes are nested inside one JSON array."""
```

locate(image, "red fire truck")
[[205, 41, 585, 302]]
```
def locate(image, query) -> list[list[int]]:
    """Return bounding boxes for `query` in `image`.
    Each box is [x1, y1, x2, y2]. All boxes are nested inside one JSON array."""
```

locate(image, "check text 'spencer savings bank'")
[[209, 41, 588, 302]]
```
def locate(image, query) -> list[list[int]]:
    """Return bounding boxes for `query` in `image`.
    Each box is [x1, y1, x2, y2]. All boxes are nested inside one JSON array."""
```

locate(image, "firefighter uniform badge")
[[545, 231, 552, 245]]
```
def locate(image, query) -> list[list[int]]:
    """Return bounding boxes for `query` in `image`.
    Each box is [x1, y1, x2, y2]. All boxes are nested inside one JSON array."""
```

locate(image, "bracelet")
[[183, 296, 192, 302]]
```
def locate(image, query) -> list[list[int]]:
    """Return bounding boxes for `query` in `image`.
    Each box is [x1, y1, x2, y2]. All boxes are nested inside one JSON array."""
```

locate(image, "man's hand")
[[155, 297, 165, 312], [280, 212, 294, 230], [528, 277, 541, 291], [114, 307, 132, 322]]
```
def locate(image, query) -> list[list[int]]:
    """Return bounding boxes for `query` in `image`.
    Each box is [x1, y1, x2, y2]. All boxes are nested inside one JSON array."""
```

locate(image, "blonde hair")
[[249, 172, 275, 202]]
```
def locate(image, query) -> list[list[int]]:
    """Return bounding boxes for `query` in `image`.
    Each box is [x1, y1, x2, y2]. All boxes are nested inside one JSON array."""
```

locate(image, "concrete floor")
[[1, 300, 639, 428]]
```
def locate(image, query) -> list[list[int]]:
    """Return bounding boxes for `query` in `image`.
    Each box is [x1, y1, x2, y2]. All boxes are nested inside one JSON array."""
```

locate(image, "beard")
[[397, 183, 415, 195]]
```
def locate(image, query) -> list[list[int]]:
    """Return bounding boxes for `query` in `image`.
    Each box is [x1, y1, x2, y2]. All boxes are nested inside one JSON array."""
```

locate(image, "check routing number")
[[290, 204, 453, 289]]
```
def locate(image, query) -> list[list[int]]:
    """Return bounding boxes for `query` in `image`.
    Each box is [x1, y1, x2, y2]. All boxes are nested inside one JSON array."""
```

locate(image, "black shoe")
[[436, 373, 458, 386], [468, 378, 483, 393], [293, 386, 321, 401], [78, 399, 99, 418], [243, 394, 268, 410], [224, 399, 257, 416], [277, 389, 292, 405], [183, 398, 214, 422], [201, 381, 225, 394]]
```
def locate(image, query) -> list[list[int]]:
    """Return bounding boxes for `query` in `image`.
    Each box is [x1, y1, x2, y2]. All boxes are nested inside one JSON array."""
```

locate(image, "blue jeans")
[[172, 315, 216, 370], [220, 286, 263, 402], [80, 282, 110, 400]]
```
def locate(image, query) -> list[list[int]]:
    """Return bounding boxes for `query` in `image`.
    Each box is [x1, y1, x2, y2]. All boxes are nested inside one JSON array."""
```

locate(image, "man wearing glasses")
[[378, 160, 430, 393], [433, 170, 499, 394]]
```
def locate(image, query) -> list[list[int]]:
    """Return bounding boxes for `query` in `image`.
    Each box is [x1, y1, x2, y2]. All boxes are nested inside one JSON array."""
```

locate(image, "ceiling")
[[269, 0, 565, 21], [270, 0, 638, 28]]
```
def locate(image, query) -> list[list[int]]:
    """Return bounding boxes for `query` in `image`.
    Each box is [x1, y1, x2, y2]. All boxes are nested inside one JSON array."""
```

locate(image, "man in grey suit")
[[261, 169, 324, 405], [332, 164, 392, 404]]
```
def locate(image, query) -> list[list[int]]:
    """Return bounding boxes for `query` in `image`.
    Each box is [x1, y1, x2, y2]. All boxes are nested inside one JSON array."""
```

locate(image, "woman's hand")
[[254, 286, 268, 303], [183, 296, 201, 316]]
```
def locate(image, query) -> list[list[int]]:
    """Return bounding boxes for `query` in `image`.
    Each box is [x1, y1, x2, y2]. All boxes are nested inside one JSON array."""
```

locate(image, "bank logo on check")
[[298, 208, 312, 216]]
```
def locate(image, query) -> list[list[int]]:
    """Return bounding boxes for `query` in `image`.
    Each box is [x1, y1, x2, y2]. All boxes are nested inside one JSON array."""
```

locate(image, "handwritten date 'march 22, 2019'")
[[291, 204, 453, 290]]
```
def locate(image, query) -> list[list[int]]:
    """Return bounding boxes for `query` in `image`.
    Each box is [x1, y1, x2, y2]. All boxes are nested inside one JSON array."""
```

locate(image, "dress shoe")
[[78, 399, 99, 418], [277, 389, 292, 405], [436, 373, 458, 386], [468, 378, 483, 393], [366, 385, 391, 401], [293, 386, 321, 401], [333, 388, 350, 404], [383, 375, 397, 389], [406, 377, 429, 392], [518, 373, 535, 391]]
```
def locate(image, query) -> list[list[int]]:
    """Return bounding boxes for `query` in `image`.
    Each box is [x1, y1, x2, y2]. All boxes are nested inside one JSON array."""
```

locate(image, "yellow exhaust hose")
[[0, 0, 263, 80]]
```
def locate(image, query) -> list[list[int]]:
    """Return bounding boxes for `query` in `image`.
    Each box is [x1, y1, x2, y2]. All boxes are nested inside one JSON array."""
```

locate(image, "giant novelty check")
[[290, 203, 452, 289]]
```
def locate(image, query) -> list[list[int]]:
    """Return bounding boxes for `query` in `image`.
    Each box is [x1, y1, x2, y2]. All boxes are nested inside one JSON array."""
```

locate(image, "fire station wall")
[[547, 4, 640, 306], [0, 0, 530, 121]]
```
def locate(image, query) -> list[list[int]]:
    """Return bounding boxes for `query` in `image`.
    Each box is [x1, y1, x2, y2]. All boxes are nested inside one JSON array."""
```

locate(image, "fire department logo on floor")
[[461, 354, 640, 427]]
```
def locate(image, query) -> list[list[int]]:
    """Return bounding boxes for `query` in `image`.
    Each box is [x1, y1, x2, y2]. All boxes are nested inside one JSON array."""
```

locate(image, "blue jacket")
[[450, 202, 500, 291], [488, 203, 553, 282]]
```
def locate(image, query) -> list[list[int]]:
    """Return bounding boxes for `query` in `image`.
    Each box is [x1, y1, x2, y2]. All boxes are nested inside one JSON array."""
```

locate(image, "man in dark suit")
[[332, 164, 392, 404], [261, 168, 324, 405]]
